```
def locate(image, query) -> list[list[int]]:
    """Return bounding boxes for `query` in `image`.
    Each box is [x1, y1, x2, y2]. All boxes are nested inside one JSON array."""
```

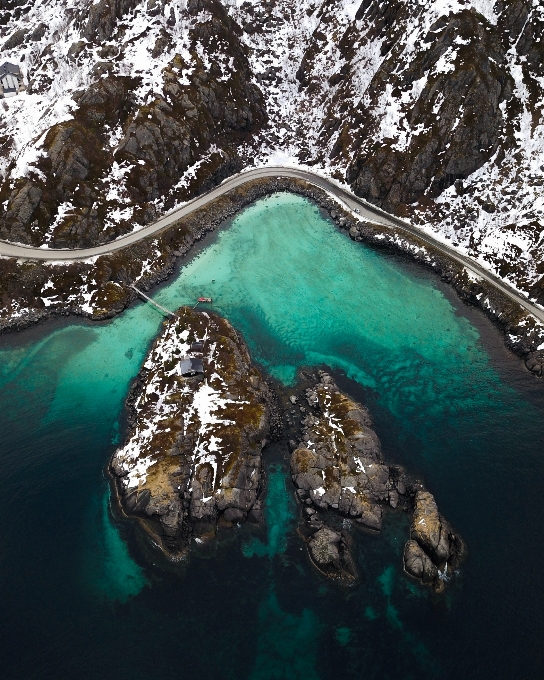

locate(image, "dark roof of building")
[[0, 62, 21, 77], [190, 341, 204, 353], [179, 357, 204, 376]]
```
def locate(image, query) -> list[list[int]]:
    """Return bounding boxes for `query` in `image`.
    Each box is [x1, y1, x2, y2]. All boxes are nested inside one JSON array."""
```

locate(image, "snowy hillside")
[[0, 0, 265, 247], [1, 0, 543, 301]]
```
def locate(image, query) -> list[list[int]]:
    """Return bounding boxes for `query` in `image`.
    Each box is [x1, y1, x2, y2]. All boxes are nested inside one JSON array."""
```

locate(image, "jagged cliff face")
[[1, 0, 543, 298], [0, 0, 266, 247]]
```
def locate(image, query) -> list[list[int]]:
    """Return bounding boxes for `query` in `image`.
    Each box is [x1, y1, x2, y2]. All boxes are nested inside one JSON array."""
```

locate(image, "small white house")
[[0, 62, 23, 98]]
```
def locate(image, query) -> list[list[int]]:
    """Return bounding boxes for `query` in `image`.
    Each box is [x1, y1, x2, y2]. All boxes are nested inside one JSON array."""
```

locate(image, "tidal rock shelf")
[[291, 372, 465, 590], [110, 307, 271, 558]]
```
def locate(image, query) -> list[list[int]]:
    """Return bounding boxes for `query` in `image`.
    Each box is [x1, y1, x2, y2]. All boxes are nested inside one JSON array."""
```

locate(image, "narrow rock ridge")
[[290, 371, 465, 589], [110, 306, 271, 559]]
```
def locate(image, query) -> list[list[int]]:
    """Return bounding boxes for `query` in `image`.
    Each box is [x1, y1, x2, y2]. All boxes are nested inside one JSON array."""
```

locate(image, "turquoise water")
[[155, 194, 492, 423], [243, 463, 294, 559], [0, 193, 543, 678]]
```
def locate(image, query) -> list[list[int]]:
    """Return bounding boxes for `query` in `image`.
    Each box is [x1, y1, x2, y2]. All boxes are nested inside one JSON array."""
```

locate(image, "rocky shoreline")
[[111, 310, 465, 591], [1, 176, 543, 378]]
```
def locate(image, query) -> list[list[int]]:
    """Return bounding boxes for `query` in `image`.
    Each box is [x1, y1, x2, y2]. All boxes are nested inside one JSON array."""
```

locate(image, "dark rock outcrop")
[[290, 371, 464, 589], [2, 27, 26, 50], [82, 0, 139, 44], [290, 371, 402, 534], [404, 490, 465, 590], [525, 350, 544, 377], [403, 539, 438, 584], [307, 526, 357, 581], [346, 7, 513, 212], [0, 0, 265, 248]]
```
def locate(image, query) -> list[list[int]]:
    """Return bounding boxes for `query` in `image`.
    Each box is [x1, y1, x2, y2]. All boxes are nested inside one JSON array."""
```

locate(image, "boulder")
[[2, 29, 27, 50], [525, 351, 544, 377], [404, 489, 465, 589], [403, 539, 438, 584], [410, 490, 451, 565], [307, 525, 357, 581], [308, 527, 341, 566]]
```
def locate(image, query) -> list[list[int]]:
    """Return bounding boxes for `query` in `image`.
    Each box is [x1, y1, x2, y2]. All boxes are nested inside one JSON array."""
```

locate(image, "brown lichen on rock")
[[291, 371, 395, 533], [110, 306, 271, 558]]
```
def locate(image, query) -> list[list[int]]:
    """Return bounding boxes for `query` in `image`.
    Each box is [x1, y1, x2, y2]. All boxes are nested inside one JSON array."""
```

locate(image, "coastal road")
[[1, 165, 543, 324]]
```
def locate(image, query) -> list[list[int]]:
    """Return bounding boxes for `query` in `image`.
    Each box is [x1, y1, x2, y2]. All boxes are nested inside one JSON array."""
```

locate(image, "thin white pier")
[[130, 284, 177, 317]]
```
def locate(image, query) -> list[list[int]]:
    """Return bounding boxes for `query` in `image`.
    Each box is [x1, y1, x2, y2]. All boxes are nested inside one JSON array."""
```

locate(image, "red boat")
[[198, 297, 212, 303]]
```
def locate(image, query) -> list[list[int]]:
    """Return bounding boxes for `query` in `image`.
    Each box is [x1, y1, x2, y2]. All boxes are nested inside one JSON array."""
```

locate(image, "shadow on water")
[[243, 461, 295, 559], [82, 483, 148, 604], [0, 326, 97, 425], [249, 588, 323, 680]]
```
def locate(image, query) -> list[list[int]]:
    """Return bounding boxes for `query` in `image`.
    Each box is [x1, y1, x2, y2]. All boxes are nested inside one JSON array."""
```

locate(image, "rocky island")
[[110, 307, 271, 557], [112, 307, 464, 590], [291, 371, 465, 591]]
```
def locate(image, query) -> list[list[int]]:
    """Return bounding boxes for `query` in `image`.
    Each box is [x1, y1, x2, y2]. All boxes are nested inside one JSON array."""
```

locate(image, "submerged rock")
[[110, 307, 270, 558]]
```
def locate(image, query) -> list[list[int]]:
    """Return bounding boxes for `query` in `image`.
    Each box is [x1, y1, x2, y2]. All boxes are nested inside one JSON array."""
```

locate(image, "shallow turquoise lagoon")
[[0, 193, 543, 679]]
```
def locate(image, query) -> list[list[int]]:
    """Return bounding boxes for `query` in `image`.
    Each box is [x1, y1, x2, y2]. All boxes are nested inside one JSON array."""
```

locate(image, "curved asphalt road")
[[1, 165, 543, 323]]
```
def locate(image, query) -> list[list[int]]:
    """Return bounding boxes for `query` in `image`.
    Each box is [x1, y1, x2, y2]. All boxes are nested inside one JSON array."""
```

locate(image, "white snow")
[[113, 315, 254, 494]]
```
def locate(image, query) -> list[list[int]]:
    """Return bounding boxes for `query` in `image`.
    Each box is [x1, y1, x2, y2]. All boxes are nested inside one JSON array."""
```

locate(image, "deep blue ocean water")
[[0, 193, 543, 679]]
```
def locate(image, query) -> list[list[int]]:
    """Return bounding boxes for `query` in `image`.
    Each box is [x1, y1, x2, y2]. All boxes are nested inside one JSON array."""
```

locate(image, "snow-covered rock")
[[0, 0, 265, 247]]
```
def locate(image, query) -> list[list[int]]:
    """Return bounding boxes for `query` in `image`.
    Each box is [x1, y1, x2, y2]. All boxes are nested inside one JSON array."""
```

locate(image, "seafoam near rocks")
[[110, 306, 271, 557], [291, 371, 465, 588]]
